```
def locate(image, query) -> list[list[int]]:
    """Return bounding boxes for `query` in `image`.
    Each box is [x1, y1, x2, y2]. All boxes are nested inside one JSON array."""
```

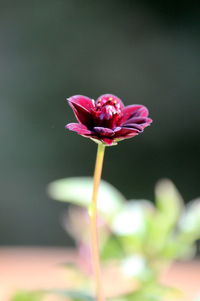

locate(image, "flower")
[[66, 94, 152, 145]]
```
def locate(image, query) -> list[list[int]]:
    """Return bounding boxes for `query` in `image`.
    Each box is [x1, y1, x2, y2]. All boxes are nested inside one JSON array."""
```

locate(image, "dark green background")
[[0, 0, 200, 245]]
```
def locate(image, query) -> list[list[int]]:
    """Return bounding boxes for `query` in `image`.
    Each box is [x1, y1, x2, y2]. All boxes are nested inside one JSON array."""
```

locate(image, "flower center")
[[95, 96, 121, 121]]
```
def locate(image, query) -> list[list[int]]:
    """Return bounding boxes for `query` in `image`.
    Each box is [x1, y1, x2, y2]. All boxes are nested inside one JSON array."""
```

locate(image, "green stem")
[[89, 143, 106, 301]]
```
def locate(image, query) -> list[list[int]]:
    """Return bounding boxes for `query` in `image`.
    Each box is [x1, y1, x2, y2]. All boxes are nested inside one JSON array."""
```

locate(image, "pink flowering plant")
[[65, 93, 152, 301], [11, 94, 200, 301]]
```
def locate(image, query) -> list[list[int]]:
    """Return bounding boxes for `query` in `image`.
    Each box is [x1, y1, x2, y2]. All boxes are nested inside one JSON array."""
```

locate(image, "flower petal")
[[101, 137, 115, 145], [80, 134, 115, 145], [120, 105, 149, 124], [68, 95, 95, 112], [123, 124, 144, 131], [93, 127, 115, 137], [67, 95, 95, 125], [133, 106, 149, 117], [124, 117, 148, 125], [114, 127, 140, 138], [125, 117, 152, 130], [66, 123, 92, 135], [116, 133, 139, 141]]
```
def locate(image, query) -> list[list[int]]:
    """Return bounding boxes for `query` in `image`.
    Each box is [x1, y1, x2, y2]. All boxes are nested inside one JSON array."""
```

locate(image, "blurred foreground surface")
[[0, 247, 199, 301]]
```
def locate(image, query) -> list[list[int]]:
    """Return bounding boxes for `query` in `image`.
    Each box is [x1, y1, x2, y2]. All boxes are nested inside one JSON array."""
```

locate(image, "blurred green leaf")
[[155, 179, 183, 227], [101, 234, 125, 260], [111, 200, 152, 235], [178, 198, 200, 239], [47, 177, 125, 219], [111, 200, 155, 253], [11, 291, 43, 301], [121, 283, 182, 301], [12, 290, 95, 301], [159, 238, 196, 260], [143, 179, 184, 255], [49, 289, 95, 301], [160, 240, 183, 259], [121, 254, 146, 278]]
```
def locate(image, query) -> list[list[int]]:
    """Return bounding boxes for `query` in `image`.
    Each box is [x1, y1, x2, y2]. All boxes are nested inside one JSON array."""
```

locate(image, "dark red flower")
[[66, 94, 152, 145]]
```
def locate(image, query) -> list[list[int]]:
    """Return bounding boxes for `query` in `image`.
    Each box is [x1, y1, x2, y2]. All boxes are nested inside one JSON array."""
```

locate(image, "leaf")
[[47, 177, 125, 220], [49, 289, 95, 301], [101, 234, 125, 260], [111, 200, 154, 235], [178, 198, 200, 239], [10, 291, 43, 301], [110, 200, 155, 253], [159, 238, 196, 260], [121, 255, 146, 278], [120, 283, 183, 301], [155, 179, 183, 227], [11, 290, 95, 301]]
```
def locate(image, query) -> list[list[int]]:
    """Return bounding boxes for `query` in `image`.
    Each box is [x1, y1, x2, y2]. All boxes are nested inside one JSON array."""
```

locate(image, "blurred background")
[[0, 0, 199, 246]]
